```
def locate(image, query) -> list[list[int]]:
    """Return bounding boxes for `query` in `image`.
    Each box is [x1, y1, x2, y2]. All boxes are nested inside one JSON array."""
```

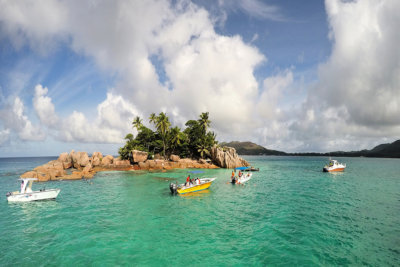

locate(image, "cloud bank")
[[0, 0, 399, 153], [288, 0, 400, 151]]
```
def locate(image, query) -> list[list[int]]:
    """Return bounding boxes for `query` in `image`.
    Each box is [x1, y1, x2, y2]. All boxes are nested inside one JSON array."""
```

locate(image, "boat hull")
[[7, 189, 60, 202], [323, 167, 345, 172], [233, 173, 253, 184], [176, 178, 216, 194], [244, 168, 259, 172]]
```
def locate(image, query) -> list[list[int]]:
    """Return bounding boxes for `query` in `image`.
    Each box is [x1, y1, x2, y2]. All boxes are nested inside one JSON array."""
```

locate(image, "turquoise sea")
[[0, 156, 399, 266]]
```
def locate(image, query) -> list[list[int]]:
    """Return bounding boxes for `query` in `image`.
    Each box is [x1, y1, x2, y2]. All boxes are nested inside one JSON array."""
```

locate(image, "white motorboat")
[[6, 178, 60, 202], [231, 173, 253, 184], [323, 159, 346, 172]]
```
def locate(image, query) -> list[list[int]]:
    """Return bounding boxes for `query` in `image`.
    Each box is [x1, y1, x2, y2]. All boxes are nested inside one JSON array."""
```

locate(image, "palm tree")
[[125, 133, 134, 142], [149, 113, 156, 125], [197, 142, 210, 159], [169, 126, 185, 155], [198, 112, 211, 134], [132, 116, 143, 131], [155, 112, 171, 159]]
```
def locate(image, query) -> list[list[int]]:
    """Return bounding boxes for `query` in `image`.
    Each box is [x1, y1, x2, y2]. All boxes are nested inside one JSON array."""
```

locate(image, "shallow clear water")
[[0, 156, 399, 266]]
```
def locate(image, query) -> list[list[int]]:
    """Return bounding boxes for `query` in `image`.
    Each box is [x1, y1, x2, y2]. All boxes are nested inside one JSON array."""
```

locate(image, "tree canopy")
[[119, 112, 217, 160]]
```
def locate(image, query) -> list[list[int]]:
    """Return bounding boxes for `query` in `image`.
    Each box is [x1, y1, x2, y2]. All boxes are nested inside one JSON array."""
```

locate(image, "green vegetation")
[[291, 139, 400, 158], [119, 112, 217, 160], [221, 141, 287, 155], [224, 140, 400, 158]]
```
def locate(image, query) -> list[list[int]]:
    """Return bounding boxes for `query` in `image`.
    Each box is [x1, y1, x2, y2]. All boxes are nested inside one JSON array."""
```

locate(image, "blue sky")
[[0, 0, 399, 157]]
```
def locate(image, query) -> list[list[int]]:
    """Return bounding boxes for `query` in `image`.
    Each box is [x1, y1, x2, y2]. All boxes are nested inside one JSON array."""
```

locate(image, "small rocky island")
[[21, 145, 249, 182], [21, 112, 249, 181]]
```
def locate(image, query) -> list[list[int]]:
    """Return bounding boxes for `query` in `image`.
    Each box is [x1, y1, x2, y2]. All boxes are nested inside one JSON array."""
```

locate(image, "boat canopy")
[[188, 170, 204, 174], [235, 167, 249, 171], [18, 178, 38, 181], [18, 178, 37, 194]]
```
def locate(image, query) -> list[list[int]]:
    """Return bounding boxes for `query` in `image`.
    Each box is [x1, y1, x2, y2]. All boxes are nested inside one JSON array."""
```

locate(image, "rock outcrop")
[[20, 151, 103, 181], [210, 145, 249, 169], [71, 150, 90, 169], [91, 152, 103, 166], [101, 155, 114, 166], [113, 158, 131, 168], [131, 150, 148, 163], [169, 154, 180, 162], [58, 152, 72, 169], [20, 148, 222, 182], [138, 158, 218, 171]]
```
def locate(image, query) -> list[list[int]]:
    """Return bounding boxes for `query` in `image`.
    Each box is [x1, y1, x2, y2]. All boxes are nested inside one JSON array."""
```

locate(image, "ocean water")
[[0, 156, 399, 266]]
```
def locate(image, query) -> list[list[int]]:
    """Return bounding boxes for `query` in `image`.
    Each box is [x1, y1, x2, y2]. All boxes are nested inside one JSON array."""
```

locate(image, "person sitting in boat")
[[20, 180, 24, 193], [196, 178, 200, 185], [238, 171, 242, 178]]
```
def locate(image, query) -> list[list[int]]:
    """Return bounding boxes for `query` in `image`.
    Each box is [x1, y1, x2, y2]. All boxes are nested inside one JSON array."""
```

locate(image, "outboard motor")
[[6, 192, 11, 197], [169, 183, 178, 194], [231, 177, 237, 184]]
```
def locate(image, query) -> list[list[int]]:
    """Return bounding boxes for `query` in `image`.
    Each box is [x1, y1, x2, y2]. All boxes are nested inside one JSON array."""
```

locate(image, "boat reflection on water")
[[179, 189, 211, 198]]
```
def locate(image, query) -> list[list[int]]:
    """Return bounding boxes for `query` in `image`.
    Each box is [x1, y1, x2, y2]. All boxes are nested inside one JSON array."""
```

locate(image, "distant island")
[[221, 141, 287, 156], [224, 140, 400, 158]]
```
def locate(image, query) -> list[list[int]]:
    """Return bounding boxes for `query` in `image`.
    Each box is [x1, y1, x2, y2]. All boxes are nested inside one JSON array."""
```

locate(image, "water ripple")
[[0, 157, 399, 266]]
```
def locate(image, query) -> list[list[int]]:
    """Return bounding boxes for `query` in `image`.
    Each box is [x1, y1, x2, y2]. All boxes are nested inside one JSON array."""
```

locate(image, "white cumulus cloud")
[[0, 129, 10, 146], [0, 0, 399, 153], [0, 97, 45, 141], [33, 84, 59, 127], [282, 0, 400, 152], [57, 92, 139, 143]]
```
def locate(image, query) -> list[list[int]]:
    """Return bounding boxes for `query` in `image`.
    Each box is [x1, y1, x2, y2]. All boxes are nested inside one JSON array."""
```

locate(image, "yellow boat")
[[169, 178, 216, 194]]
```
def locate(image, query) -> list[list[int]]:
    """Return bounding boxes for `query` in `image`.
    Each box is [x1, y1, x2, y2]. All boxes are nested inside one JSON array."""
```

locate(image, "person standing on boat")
[[186, 175, 191, 186], [20, 180, 24, 193]]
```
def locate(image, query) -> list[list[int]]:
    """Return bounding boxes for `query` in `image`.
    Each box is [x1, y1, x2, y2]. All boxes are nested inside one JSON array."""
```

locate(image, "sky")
[[0, 0, 399, 157]]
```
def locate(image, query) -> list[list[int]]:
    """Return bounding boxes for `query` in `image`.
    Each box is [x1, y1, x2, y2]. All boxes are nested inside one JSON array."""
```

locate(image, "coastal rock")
[[36, 172, 51, 181], [210, 145, 249, 168], [20, 171, 38, 179], [71, 151, 90, 168], [178, 159, 196, 168], [199, 159, 207, 164], [70, 171, 84, 179], [92, 157, 101, 167], [101, 155, 114, 166], [82, 163, 94, 178], [138, 161, 149, 169], [82, 162, 92, 173], [156, 160, 166, 170], [169, 154, 180, 162], [20, 149, 222, 182], [20, 170, 51, 182], [154, 153, 162, 160], [58, 152, 72, 169], [79, 152, 90, 167], [113, 158, 131, 168], [32, 160, 67, 180], [131, 150, 148, 163], [91, 152, 103, 167]]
